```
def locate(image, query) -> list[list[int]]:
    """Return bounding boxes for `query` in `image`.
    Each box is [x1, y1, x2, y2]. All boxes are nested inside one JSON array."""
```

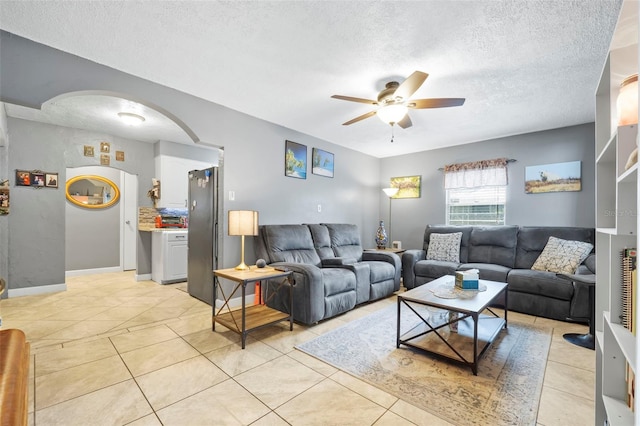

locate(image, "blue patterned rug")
[[296, 304, 551, 426]]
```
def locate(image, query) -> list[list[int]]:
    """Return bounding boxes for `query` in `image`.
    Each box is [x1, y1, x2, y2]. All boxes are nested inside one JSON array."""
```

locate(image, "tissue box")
[[455, 270, 479, 289]]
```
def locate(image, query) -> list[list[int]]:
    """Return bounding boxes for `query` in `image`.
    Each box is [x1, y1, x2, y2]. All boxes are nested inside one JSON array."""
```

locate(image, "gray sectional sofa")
[[402, 225, 595, 322], [255, 223, 401, 324]]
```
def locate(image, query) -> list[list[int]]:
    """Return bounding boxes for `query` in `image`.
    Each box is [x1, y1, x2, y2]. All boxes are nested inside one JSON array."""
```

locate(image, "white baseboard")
[[8, 283, 67, 298], [215, 294, 254, 310], [136, 273, 152, 281], [65, 266, 121, 277]]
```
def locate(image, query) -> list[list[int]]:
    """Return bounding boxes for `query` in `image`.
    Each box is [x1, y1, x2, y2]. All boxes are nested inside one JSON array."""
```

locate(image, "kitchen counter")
[[139, 226, 188, 232]]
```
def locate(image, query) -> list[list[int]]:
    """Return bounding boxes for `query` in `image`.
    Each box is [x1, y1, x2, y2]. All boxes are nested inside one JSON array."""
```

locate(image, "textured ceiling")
[[0, 0, 624, 158]]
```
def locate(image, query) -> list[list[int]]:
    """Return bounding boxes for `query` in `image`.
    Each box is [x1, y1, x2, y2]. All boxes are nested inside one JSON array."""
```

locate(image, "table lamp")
[[228, 210, 259, 270], [382, 187, 399, 247]]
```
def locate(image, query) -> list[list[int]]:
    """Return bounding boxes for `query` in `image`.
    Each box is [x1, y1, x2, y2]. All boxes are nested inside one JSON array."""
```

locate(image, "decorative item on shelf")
[[618, 74, 638, 126], [375, 220, 388, 249], [228, 210, 259, 270], [626, 148, 638, 171], [382, 187, 399, 247], [256, 259, 266, 268], [146, 178, 160, 208]]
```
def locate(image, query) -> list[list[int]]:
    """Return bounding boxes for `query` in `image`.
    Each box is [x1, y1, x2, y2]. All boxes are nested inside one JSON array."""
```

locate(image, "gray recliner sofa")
[[255, 223, 401, 324], [402, 225, 595, 322]]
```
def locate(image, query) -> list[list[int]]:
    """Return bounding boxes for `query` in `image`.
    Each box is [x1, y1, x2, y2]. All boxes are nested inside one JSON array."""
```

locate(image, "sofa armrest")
[[362, 251, 401, 286], [321, 257, 357, 266], [402, 249, 426, 289], [265, 262, 326, 324]]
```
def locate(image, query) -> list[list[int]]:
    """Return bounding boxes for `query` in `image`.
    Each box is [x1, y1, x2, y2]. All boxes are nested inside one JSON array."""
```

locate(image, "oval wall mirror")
[[65, 175, 120, 209]]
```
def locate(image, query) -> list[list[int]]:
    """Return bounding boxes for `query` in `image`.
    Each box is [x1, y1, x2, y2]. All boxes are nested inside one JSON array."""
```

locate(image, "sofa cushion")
[[424, 226, 473, 263], [531, 236, 594, 274], [324, 223, 364, 261], [507, 269, 574, 301], [515, 226, 595, 269], [414, 260, 459, 280], [261, 225, 321, 266], [458, 263, 511, 283], [467, 226, 518, 268], [427, 232, 462, 262], [307, 224, 335, 259]]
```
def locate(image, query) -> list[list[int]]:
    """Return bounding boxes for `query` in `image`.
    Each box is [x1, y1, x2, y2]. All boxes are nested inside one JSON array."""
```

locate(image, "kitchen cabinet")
[[156, 155, 212, 208], [151, 230, 188, 284]]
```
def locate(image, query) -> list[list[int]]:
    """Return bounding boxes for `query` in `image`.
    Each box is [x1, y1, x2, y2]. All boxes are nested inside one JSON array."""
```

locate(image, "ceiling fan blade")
[[397, 114, 412, 129], [331, 95, 378, 105], [393, 71, 428, 101], [408, 98, 466, 109], [342, 110, 377, 125]]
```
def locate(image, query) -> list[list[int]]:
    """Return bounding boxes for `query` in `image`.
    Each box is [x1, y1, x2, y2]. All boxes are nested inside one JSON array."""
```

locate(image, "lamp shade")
[[382, 187, 399, 198], [228, 210, 259, 236], [377, 104, 408, 125], [617, 74, 638, 126]]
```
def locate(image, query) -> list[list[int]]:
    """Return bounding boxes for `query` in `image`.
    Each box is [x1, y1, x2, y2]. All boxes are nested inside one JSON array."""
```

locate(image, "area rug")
[[296, 304, 551, 426]]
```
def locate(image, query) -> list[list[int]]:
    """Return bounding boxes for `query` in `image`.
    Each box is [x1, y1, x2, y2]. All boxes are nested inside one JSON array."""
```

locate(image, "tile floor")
[[0, 271, 595, 425]]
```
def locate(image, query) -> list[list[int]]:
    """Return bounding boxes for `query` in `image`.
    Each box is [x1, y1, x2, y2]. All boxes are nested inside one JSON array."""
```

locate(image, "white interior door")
[[121, 171, 138, 271]]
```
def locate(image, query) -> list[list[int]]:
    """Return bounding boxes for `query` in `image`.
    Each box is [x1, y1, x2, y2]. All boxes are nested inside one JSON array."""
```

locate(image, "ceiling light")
[[377, 104, 408, 126], [117, 112, 145, 125]]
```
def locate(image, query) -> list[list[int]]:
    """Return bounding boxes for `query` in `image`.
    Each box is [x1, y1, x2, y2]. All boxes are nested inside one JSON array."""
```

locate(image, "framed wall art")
[[390, 175, 422, 199], [115, 151, 125, 162], [45, 173, 59, 188], [84, 145, 94, 157], [525, 161, 581, 194], [100, 142, 110, 153], [100, 154, 110, 166], [285, 140, 307, 179], [312, 148, 334, 178], [16, 170, 31, 186]]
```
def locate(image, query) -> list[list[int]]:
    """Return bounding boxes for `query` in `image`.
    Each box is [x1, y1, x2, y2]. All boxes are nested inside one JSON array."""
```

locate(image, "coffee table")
[[396, 275, 508, 375]]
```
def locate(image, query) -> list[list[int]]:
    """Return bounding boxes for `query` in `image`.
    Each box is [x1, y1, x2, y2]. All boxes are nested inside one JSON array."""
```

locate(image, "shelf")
[[596, 227, 617, 235], [603, 395, 635, 426], [618, 163, 638, 183], [605, 311, 637, 373], [214, 304, 290, 333], [597, 132, 616, 164]]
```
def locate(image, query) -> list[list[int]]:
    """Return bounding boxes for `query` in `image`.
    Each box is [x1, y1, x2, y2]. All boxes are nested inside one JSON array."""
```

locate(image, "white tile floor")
[[0, 271, 595, 425]]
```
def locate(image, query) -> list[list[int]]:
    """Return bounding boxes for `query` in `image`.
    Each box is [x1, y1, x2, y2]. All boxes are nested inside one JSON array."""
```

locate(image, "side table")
[[213, 267, 293, 349], [557, 273, 596, 350]]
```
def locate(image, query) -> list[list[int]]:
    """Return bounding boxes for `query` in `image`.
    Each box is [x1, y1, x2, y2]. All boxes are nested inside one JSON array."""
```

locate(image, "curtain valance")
[[444, 158, 509, 189]]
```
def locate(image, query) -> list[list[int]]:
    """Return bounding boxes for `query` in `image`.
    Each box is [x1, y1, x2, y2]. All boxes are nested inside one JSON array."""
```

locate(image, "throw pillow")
[[426, 232, 462, 263], [531, 236, 594, 274]]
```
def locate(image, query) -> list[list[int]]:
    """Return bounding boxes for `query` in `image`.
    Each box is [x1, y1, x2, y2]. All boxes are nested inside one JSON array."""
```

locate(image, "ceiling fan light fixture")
[[377, 104, 408, 125], [117, 112, 145, 125]]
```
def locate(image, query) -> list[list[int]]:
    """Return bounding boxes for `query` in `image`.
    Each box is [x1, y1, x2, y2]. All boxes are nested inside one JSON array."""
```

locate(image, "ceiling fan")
[[331, 71, 465, 129]]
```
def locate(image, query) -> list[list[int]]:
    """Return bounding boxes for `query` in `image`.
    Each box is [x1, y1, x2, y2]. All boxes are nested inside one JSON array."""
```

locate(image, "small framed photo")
[[31, 172, 45, 187], [45, 173, 59, 188], [84, 145, 94, 157], [100, 142, 110, 153], [312, 148, 334, 178], [115, 151, 125, 162], [16, 170, 31, 186], [285, 140, 307, 179], [100, 154, 110, 166]]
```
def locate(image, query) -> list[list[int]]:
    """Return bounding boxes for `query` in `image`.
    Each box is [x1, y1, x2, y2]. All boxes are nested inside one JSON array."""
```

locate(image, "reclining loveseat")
[[402, 225, 595, 322], [255, 223, 401, 324]]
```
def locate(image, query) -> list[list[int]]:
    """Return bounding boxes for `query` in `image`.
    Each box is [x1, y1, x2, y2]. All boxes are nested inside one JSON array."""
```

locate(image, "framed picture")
[[100, 142, 110, 153], [84, 145, 94, 157], [45, 173, 59, 188], [285, 140, 307, 179], [0, 183, 9, 215], [525, 161, 581, 194], [312, 148, 334, 178], [16, 170, 31, 186], [390, 175, 421, 198], [100, 154, 110, 166], [115, 151, 125, 162], [31, 172, 45, 187]]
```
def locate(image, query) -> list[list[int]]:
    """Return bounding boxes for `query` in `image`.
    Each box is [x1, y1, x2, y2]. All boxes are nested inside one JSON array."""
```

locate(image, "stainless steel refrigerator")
[[187, 167, 219, 305]]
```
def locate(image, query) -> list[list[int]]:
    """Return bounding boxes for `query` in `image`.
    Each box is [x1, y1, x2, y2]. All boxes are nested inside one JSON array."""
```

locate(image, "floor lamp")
[[382, 188, 399, 248], [228, 210, 259, 270]]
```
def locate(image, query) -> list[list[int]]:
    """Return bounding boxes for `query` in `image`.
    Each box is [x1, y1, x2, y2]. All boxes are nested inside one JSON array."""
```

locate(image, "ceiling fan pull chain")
[[390, 124, 395, 143]]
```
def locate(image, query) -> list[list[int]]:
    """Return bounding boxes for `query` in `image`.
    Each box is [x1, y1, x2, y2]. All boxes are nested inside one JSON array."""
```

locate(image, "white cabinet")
[[595, 1, 639, 424], [156, 155, 212, 208], [152, 231, 188, 284]]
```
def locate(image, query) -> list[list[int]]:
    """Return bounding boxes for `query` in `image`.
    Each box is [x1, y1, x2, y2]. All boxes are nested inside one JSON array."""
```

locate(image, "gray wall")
[[0, 31, 381, 293], [380, 123, 596, 250]]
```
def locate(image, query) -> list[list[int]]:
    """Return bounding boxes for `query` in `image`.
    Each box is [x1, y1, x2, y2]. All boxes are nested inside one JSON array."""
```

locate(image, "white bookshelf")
[[595, 1, 639, 425]]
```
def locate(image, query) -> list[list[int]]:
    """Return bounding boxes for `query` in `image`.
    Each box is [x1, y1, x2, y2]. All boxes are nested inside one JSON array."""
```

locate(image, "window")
[[446, 186, 506, 225]]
